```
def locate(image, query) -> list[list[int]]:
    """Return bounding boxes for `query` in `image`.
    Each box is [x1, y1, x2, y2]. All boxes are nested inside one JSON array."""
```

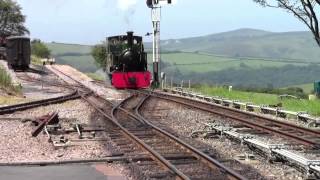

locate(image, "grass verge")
[[194, 85, 320, 116], [31, 55, 43, 66], [86, 73, 105, 81], [0, 65, 22, 95]]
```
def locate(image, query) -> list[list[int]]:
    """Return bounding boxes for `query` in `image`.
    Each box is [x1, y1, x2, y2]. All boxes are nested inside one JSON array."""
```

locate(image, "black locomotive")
[[6, 36, 31, 70], [106, 32, 151, 89]]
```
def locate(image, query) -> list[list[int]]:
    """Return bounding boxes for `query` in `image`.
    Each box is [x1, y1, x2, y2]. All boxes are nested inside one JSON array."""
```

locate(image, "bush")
[[91, 44, 107, 68], [31, 39, 51, 58], [0, 66, 21, 94]]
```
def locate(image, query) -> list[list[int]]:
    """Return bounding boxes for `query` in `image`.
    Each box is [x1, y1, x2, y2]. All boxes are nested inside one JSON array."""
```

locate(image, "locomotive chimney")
[[127, 31, 134, 48]]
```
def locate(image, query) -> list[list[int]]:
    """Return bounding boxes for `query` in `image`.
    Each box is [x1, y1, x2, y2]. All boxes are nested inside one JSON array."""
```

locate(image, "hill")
[[46, 42, 98, 73], [146, 28, 320, 62], [45, 29, 320, 89]]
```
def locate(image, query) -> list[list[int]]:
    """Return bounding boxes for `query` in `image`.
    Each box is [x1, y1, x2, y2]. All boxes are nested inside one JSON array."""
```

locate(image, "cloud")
[[117, 0, 137, 11]]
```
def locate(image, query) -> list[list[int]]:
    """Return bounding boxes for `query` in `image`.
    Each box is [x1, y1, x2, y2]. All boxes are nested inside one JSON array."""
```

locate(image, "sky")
[[16, 0, 307, 45]]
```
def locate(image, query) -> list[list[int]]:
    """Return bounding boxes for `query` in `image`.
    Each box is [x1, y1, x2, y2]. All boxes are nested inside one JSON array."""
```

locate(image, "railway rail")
[[4, 64, 318, 179], [0, 91, 80, 115], [138, 90, 320, 149], [16, 71, 83, 91], [47, 66, 246, 179]]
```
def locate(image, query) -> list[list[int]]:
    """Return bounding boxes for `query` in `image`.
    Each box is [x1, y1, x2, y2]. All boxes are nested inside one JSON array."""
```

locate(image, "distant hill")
[[46, 42, 98, 73], [44, 30, 320, 88], [146, 28, 320, 61], [46, 43, 92, 56]]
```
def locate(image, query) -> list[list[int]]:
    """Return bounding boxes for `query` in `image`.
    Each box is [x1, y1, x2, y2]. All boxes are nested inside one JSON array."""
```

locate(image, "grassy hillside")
[[46, 43, 92, 55], [195, 86, 320, 116], [45, 29, 320, 88], [151, 52, 309, 74], [146, 28, 320, 62], [46, 42, 99, 73], [285, 83, 314, 94]]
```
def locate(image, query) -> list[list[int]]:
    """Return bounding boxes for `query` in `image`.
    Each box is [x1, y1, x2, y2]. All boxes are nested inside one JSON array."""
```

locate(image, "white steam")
[[159, 0, 178, 5], [117, 0, 137, 11]]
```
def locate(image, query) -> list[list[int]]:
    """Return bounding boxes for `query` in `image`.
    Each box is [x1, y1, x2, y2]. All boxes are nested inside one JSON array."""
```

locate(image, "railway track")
[[0, 69, 87, 115], [15, 71, 83, 90], [0, 91, 80, 115], [83, 94, 245, 179], [48, 66, 246, 179], [139, 90, 320, 149]]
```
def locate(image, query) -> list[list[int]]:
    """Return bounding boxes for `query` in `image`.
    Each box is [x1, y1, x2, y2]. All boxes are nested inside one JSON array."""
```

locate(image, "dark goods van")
[[0, 47, 6, 60], [6, 36, 31, 70]]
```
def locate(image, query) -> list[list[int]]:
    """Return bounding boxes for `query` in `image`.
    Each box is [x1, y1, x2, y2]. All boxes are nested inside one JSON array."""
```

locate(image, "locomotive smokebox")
[[127, 31, 134, 49]]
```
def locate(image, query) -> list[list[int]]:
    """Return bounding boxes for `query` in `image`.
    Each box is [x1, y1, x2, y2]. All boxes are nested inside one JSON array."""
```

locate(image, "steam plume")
[[117, 0, 137, 11]]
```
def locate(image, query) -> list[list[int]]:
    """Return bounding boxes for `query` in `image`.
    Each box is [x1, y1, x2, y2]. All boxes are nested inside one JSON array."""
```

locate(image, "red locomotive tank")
[[106, 32, 151, 89], [112, 71, 151, 89]]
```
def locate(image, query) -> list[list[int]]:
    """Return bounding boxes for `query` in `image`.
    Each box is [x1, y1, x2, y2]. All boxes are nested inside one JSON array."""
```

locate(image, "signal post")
[[146, 0, 172, 87]]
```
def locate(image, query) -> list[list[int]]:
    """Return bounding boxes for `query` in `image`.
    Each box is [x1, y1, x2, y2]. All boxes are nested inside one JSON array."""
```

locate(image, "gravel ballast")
[[141, 98, 305, 180]]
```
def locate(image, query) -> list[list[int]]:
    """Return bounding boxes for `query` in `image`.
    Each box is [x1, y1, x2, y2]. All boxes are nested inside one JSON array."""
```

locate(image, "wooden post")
[[164, 76, 167, 89]]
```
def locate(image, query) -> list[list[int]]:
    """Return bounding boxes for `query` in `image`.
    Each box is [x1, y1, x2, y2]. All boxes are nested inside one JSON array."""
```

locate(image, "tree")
[[31, 39, 51, 58], [0, 0, 29, 38], [91, 43, 107, 68], [253, 0, 320, 46]]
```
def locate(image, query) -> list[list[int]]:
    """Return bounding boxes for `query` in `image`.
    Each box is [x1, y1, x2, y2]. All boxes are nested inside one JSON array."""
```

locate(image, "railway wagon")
[[0, 37, 6, 60], [6, 36, 31, 70], [106, 32, 151, 89], [0, 47, 6, 60]]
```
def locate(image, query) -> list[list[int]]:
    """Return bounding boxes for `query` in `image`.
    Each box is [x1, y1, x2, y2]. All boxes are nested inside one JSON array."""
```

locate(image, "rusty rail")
[[135, 95, 246, 180], [142, 90, 320, 148], [47, 66, 245, 179], [111, 96, 191, 180], [32, 112, 59, 137], [0, 91, 80, 115]]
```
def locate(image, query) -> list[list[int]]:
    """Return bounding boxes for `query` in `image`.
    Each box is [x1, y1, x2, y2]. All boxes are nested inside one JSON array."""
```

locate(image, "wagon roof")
[[6, 36, 30, 40]]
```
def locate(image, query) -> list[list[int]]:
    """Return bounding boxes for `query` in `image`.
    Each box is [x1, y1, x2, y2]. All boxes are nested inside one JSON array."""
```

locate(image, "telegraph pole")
[[147, 0, 172, 88]]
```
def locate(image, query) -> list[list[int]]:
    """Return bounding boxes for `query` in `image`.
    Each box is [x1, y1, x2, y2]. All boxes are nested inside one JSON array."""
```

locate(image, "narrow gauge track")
[[0, 91, 80, 115], [48, 66, 246, 179], [88, 94, 245, 180], [15, 71, 83, 91], [140, 90, 320, 149], [0, 69, 86, 115]]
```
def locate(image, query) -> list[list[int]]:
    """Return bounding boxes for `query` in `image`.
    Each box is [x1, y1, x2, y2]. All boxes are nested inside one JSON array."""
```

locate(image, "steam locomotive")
[[106, 32, 151, 89]]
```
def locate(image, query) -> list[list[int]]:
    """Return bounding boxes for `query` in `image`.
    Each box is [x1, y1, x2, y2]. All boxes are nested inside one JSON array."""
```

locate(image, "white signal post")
[[147, 0, 172, 87]]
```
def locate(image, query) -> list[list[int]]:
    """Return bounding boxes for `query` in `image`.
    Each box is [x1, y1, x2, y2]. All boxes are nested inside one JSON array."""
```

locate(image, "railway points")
[[0, 64, 318, 179]]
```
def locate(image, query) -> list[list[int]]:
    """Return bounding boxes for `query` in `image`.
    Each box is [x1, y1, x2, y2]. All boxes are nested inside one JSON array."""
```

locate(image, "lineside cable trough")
[[165, 87, 320, 127], [191, 123, 320, 178]]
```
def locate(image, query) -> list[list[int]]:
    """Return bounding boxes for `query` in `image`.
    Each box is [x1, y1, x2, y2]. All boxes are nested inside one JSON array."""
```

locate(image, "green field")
[[46, 43, 99, 73], [46, 43, 92, 55], [153, 28, 320, 62], [195, 86, 320, 116], [150, 52, 309, 74], [285, 83, 314, 94], [45, 36, 320, 89], [56, 55, 98, 73]]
